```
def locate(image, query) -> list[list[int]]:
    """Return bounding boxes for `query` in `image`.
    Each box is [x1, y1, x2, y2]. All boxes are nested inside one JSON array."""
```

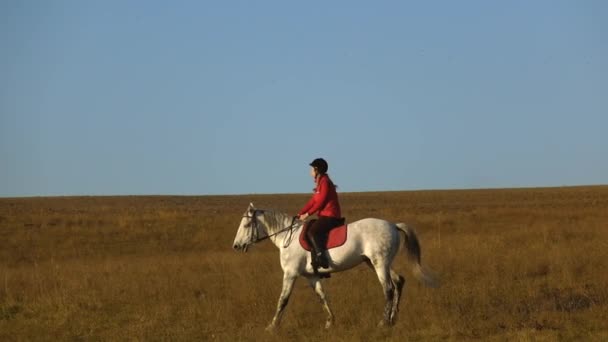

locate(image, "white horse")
[[232, 203, 438, 330]]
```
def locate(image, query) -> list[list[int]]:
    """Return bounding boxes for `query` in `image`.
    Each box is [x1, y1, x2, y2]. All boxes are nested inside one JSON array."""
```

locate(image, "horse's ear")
[[249, 202, 255, 209]]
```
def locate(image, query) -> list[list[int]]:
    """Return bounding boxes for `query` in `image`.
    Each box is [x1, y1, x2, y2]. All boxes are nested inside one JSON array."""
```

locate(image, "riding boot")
[[308, 236, 329, 269], [307, 240, 320, 271], [305, 238, 330, 278]]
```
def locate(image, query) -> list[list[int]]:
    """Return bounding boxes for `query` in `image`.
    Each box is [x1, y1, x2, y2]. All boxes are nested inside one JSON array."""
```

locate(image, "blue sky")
[[1, 1, 607, 196]]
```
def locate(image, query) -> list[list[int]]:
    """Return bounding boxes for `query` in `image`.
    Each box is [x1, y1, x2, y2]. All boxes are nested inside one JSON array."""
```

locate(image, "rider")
[[298, 158, 342, 270]]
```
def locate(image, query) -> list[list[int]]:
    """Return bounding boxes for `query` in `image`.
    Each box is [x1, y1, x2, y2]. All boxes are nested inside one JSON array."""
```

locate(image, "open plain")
[[1, 186, 607, 341]]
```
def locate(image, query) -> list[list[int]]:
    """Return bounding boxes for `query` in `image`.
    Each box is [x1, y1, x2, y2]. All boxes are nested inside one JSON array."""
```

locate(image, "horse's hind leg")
[[389, 270, 405, 324], [370, 261, 395, 326], [307, 276, 334, 329]]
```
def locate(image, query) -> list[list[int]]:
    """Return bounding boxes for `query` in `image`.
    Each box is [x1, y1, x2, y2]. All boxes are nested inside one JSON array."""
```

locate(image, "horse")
[[232, 203, 438, 330]]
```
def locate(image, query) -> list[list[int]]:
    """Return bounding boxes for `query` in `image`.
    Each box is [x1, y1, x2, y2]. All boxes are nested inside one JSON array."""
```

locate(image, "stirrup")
[[311, 259, 331, 279]]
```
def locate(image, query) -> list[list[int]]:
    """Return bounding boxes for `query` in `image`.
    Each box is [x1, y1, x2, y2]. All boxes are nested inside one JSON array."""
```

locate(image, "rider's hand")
[[299, 213, 309, 221]]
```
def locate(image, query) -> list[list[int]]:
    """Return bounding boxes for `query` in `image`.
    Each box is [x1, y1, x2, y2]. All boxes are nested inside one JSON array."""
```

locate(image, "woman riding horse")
[[298, 158, 342, 271]]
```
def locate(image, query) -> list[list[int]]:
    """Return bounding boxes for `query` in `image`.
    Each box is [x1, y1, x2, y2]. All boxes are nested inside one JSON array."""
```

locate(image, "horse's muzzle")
[[233, 244, 249, 252]]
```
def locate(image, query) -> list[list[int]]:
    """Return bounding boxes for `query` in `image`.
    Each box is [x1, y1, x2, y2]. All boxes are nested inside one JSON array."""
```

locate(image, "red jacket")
[[299, 174, 342, 218]]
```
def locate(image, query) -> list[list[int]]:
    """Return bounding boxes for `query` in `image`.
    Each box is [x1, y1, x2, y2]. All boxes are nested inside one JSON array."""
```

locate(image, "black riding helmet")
[[309, 158, 328, 174]]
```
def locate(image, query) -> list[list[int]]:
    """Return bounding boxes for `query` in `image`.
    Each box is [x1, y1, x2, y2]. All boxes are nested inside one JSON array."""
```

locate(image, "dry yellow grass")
[[1, 186, 607, 341]]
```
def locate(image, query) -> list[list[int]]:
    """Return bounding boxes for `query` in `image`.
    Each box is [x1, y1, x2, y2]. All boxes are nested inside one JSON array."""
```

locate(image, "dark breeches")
[[307, 216, 343, 246]]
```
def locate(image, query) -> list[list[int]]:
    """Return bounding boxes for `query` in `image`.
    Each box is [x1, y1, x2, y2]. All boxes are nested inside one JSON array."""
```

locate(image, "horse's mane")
[[260, 210, 295, 234]]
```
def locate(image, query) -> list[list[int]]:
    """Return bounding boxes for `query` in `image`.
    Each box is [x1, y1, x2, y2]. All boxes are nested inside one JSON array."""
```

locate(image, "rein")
[[243, 210, 299, 248]]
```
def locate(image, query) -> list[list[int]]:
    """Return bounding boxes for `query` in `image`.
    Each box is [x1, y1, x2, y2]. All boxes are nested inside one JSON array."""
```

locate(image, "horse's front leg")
[[266, 273, 297, 331], [307, 276, 334, 329]]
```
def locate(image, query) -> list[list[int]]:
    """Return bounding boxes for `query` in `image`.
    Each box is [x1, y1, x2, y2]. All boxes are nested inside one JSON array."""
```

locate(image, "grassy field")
[[1, 186, 607, 341]]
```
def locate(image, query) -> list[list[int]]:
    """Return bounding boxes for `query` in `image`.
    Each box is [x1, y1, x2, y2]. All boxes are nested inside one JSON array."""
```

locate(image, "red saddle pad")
[[299, 223, 348, 251]]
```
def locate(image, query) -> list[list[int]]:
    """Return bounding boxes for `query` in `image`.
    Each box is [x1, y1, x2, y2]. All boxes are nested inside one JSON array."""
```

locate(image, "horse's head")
[[233, 203, 262, 252]]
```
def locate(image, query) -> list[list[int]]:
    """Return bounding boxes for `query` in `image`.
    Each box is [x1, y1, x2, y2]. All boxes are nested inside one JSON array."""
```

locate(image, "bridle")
[[242, 210, 299, 248]]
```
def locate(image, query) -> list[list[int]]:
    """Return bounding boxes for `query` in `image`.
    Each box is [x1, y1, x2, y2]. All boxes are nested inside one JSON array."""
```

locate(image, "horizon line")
[[1, 184, 606, 200]]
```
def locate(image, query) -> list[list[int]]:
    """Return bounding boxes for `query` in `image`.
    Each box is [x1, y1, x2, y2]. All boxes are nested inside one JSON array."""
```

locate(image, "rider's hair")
[[315, 173, 338, 191]]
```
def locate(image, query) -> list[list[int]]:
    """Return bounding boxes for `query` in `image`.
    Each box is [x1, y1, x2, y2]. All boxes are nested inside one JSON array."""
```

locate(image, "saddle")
[[299, 218, 348, 252]]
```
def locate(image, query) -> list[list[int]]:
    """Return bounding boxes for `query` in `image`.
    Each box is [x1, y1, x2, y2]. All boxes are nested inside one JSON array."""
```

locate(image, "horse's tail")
[[395, 223, 440, 288]]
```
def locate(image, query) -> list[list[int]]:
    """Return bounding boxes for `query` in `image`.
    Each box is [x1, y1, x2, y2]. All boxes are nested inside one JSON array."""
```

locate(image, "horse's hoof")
[[324, 321, 333, 329], [265, 324, 277, 332], [378, 320, 391, 328]]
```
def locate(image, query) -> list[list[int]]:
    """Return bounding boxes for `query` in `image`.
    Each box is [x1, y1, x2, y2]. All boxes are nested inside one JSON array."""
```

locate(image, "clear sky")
[[1, 1, 607, 197]]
